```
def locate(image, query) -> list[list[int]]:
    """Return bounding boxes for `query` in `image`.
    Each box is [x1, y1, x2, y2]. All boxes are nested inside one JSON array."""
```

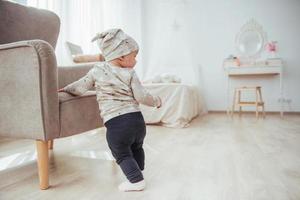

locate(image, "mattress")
[[140, 83, 204, 128]]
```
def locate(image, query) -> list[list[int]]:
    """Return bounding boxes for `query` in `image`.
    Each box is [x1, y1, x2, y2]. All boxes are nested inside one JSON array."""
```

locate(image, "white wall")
[[141, 0, 300, 112]]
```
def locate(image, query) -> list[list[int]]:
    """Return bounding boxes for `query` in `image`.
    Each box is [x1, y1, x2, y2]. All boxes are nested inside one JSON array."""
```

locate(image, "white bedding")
[[140, 83, 204, 128]]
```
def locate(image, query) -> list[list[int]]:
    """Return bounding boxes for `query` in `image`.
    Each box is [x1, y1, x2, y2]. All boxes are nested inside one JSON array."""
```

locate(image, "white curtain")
[[142, 0, 207, 113], [143, 0, 200, 84], [27, 0, 143, 75]]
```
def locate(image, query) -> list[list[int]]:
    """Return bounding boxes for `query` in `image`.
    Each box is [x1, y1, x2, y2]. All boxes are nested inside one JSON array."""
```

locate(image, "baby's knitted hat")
[[91, 29, 139, 61]]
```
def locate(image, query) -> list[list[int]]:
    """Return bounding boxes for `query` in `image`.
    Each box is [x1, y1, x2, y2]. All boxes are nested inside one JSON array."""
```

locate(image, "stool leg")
[[258, 87, 263, 102], [258, 88, 266, 118], [256, 88, 259, 119]]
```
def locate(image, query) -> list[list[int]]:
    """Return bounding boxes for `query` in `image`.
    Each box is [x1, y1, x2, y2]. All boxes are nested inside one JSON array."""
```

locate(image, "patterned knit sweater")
[[63, 62, 161, 123]]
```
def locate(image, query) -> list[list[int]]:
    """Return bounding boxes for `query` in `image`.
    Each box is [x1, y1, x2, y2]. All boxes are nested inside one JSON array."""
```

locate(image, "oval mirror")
[[235, 19, 266, 59]]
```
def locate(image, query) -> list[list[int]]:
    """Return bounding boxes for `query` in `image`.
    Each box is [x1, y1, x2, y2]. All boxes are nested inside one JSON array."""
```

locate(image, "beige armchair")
[[0, 1, 103, 189]]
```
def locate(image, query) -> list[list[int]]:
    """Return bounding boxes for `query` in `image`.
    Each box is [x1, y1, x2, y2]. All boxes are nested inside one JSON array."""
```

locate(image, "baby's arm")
[[59, 68, 95, 95], [131, 71, 162, 108]]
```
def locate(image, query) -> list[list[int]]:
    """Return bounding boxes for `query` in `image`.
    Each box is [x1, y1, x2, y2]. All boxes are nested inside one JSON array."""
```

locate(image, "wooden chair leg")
[[48, 140, 54, 150], [36, 140, 49, 190], [258, 88, 266, 118]]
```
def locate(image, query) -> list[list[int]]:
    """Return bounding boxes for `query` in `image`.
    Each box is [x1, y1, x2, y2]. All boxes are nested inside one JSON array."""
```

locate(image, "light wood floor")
[[0, 113, 300, 200]]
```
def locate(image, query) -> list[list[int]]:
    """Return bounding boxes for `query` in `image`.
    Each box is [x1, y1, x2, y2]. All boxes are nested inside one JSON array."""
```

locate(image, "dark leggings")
[[105, 112, 146, 183]]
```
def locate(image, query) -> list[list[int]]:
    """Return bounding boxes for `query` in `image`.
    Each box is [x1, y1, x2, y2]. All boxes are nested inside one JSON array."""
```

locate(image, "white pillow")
[[144, 74, 181, 83]]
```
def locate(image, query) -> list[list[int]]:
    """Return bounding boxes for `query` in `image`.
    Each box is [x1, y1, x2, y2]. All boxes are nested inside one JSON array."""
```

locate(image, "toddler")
[[59, 29, 161, 192]]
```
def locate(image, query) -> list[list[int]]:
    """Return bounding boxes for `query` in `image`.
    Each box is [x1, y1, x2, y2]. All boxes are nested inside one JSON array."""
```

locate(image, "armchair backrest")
[[0, 0, 60, 49]]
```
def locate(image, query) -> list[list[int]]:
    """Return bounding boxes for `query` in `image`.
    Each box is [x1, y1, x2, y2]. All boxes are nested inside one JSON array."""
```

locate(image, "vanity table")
[[225, 19, 284, 117], [224, 60, 284, 117]]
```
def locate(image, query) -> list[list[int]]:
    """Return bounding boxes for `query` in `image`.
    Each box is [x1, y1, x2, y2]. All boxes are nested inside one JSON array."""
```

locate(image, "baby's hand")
[[57, 88, 65, 92]]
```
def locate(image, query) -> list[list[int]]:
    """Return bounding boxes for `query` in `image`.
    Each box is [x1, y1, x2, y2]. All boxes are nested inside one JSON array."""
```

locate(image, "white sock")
[[118, 179, 146, 192]]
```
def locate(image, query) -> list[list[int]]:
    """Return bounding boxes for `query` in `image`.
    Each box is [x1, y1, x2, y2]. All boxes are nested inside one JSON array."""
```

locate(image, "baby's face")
[[120, 51, 138, 68]]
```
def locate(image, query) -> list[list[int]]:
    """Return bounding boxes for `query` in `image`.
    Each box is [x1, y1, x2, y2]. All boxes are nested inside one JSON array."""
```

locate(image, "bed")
[[140, 83, 205, 128]]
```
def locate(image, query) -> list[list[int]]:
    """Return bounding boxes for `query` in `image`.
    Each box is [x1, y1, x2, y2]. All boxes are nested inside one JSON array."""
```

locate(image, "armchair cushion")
[[58, 91, 103, 138]]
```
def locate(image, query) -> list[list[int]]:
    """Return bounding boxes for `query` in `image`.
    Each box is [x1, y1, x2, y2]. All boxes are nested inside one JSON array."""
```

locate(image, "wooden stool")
[[231, 86, 265, 118]]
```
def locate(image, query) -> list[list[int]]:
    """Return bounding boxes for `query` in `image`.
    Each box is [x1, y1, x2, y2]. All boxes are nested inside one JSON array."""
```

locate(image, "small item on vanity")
[[233, 57, 241, 66], [226, 54, 235, 60], [265, 41, 278, 58], [223, 55, 239, 68]]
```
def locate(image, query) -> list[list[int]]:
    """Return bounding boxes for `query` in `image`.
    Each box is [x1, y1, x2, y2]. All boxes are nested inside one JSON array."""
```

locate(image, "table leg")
[[280, 70, 284, 117], [226, 73, 230, 116]]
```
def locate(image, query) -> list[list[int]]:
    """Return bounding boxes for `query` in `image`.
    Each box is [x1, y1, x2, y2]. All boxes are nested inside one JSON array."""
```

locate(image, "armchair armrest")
[[57, 63, 96, 89], [0, 40, 59, 140]]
